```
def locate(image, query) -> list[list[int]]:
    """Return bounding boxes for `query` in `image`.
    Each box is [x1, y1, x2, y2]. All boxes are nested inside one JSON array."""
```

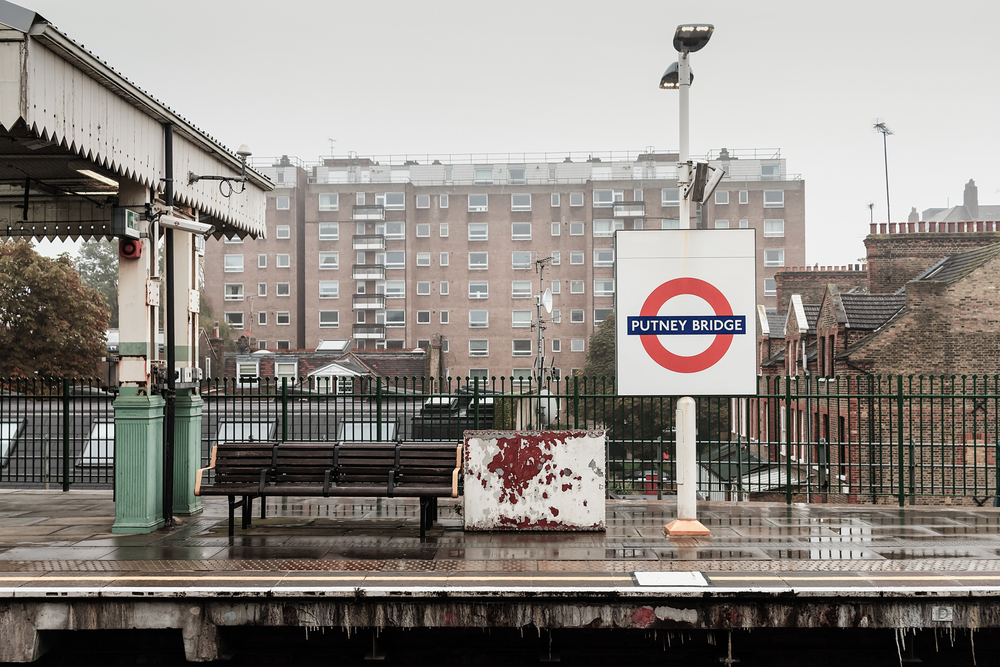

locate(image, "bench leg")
[[242, 495, 252, 530], [228, 495, 236, 537], [419, 497, 436, 540], [261, 495, 267, 520]]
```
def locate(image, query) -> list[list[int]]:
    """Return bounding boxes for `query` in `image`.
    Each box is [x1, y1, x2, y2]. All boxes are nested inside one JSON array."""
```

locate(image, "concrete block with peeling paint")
[[463, 430, 606, 531]]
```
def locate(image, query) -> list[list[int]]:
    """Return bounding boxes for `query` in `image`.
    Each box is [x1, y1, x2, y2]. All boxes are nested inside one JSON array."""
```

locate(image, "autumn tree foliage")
[[74, 240, 119, 327], [0, 240, 109, 378]]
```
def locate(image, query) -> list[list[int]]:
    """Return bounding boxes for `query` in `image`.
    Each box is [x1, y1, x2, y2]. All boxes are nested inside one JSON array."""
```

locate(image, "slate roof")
[[839, 294, 906, 330], [922, 205, 1000, 223], [765, 310, 786, 338], [354, 350, 428, 379], [803, 304, 821, 333], [910, 242, 1000, 287]]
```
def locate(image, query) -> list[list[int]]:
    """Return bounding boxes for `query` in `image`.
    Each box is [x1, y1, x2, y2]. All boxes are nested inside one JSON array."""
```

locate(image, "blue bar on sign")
[[626, 315, 746, 335]]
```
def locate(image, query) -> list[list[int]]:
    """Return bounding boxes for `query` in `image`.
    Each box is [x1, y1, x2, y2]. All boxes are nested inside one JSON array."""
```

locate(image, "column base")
[[664, 519, 711, 536]]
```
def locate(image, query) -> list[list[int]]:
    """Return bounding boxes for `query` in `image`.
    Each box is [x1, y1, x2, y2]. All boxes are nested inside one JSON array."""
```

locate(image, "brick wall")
[[775, 267, 867, 313], [864, 230, 1000, 293]]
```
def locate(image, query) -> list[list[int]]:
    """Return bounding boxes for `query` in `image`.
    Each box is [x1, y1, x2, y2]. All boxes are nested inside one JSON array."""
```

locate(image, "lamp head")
[[658, 61, 695, 89], [673, 23, 714, 53], [236, 144, 252, 159]]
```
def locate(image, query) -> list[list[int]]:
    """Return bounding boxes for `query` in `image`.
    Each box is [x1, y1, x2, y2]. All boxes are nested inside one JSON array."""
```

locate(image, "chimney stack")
[[964, 179, 979, 220]]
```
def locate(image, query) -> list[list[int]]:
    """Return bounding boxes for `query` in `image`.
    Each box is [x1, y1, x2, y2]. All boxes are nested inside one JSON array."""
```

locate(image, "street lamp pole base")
[[665, 519, 711, 536]]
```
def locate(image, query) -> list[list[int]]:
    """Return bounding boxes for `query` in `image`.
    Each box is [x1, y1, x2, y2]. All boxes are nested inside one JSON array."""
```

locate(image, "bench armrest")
[[451, 442, 462, 498], [194, 445, 218, 496]]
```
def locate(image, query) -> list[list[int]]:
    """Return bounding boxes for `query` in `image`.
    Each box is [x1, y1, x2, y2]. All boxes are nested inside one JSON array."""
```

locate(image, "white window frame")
[[511, 194, 531, 211], [571, 338, 585, 353], [661, 188, 680, 206], [417, 252, 431, 266], [258, 283, 267, 297], [319, 193, 339, 211], [318, 281, 339, 299], [416, 223, 430, 237], [276, 254, 290, 268], [440, 310, 450, 324], [275, 225, 290, 239], [551, 193, 560, 207], [570, 309, 585, 324], [319, 252, 339, 270], [469, 310, 489, 328], [594, 308, 613, 324], [416, 281, 431, 296], [440, 281, 450, 295], [417, 310, 431, 324], [469, 281, 489, 299], [276, 196, 290, 210], [379, 192, 405, 210], [508, 168, 526, 184], [715, 190, 729, 205], [512, 310, 531, 328], [739, 219, 749, 229], [593, 189, 623, 208], [570, 222, 584, 236], [570, 280, 585, 294], [551, 339, 561, 353], [764, 190, 785, 208], [276, 282, 290, 297], [592, 219, 622, 237], [715, 220, 730, 229], [468, 194, 489, 212], [570, 251, 584, 265], [319, 311, 339, 328], [569, 192, 584, 207], [224, 255, 244, 273], [439, 223, 449, 237], [440, 252, 449, 266], [551, 222, 561, 236], [511, 251, 531, 270], [511, 281, 532, 299], [385, 251, 405, 269], [764, 249, 785, 267], [319, 222, 339, 240], [224, 283, 244, 301], [468, 223, 488, 241], [276, 311, 291, 326], [594, 248, 614, 266], [440, 194, 449, 208], [225, 312, 244, 329], [258, 311, 267, 325], [474, 169, 493, 185], [469, 252, 489, 270], [551, 280, 561, 294], [258, 254, 266, 268], [416, 195, 430, 209], [764, 219, 785, 237], [512, 340, 532, 357], [594, 279, 615, 297], [662, 219, 681, 230], [764, 278, 777, 296], [512, 222, 532, 240], [551, 251, 561, 265], [469, 340, 489, 357], [739, 190, 749, 205], [383, 280, 405, 299]]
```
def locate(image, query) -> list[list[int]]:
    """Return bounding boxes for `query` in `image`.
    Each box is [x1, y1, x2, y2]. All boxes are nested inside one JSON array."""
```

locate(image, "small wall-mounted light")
[[188, 144, 252, 197]]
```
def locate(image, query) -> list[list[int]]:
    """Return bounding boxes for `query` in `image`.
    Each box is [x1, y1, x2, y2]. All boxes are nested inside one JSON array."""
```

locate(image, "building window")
[[357, 311, 366, 324], [416, 281, 431, 295], [739, 219, 749, 229], [468, 194, 489, 212], [468, 223, 488, 241], [570, 222, 584, 236], [276, 254, 290, 268], [512, 310, 531, 328], [416, 195, 430, 209], [276, 283, 290, 297], [570, 251, 584, 265], [417, 310, 431, 324], [739, 190, 749, 205], [570, 309, 585, 323], [258, 283, 267, 297], [551, 309, 561, 323], [764, 190, 784, 208], [440, 223, 449, 237], [440, 194, 449, 208], [440, 281, 450, 295], [551, 339, 561, 353], [512, 222, 532, 240], [662, 219, 681, 230], [551, 280, 561, 294], [277, 312, 290, 326], [594, 308, 612, 324], [511, 194, 531, 211], [319, 193, 339, 211], [319, 281, 339, 299], [764, 278, 777, 296], [592, 219, 622, 237], [384, 310, 405, 327], [319, 252, 339, 270], [275, 225, 290, 239], [224, 283, 244, 301], [633, 220, 644, 230], [319, 222, 338, 240], [594, 248, 614, 266], [593, 189, 623, 207], [761, 164, 780, 180], [440, 252, 449, 266], [224, 255, 243, 272], [764, 220, 785, 237], [356, 192, 366, 205], [715, 220, 730, 229], [440, 310, 450, 324], [571, 338, 585, 353], [551, 193, 560, 207], [474, 169, 493, 185], [570, 192, 584, 207], [417, 252, 431, 266], [469, 281, 489, 299], [551, 222, 560, 236], [469, 340, 489, 357], [377, 192, 405, 210], [469, 252, 489, 270], [382, 221, 405, 239], [319, 311, 339, 328], [512, 340, 532, 357], [383, 280, 405, 298], [276, 340, 290, 350], [512, 281, 532, 298], [570, 280, 584, 294], [277, 361, 298, 382], [258, 311, 267, 326], [551, 251, 561, 265], [715, 190, 729, 205], [634, 189, 643, 201], [385, 251, 405, 269], [416, 223, 430, 237], [257, 254, 267, 268], [469, 310, 489, 328], [508, 168, 526, 184], [661, 188, 680, 206], [276, 196, 290, 210], [764, 249, 785, 267], [512, 251, 531, 270], [225, 312, 243, 329], [594, 279, 614, 297]]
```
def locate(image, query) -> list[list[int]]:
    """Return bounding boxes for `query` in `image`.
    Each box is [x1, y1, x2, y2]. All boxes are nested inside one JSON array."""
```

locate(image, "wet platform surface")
[[3, 489, 1000, 595]]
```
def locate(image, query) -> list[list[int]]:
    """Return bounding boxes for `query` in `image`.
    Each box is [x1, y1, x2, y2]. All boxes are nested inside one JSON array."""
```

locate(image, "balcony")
[[353, 294, 386, 310], [353, 234, 386, 251], [353, 264, 386, 280], [353, 324, 386, 340], [613, 202, 645, 218], [353, 205, 385, 221]]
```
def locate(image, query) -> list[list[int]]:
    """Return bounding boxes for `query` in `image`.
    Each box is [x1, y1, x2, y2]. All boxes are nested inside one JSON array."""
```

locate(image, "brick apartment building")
[[203, 149, 806, 382]]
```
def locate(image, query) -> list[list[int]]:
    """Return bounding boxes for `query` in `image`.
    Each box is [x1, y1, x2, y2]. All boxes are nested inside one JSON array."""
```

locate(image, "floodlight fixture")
[[659, 61, 695, 89], [673, 24, 714, 53]]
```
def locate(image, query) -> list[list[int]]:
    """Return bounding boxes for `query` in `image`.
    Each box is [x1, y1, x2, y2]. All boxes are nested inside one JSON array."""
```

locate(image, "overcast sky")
[[23, 0, 1000, 266]]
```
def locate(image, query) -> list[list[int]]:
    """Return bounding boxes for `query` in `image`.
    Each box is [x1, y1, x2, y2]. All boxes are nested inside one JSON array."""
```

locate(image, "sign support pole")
[[665, 397, 710, 535]]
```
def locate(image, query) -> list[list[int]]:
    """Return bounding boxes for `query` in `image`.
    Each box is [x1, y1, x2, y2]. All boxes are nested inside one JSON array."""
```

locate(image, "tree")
[[0, 240, 109, 378], [74, 240, 119, 327]]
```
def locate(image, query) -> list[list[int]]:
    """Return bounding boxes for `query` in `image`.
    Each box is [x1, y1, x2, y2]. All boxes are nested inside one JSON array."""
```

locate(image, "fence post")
[[281, 377, 288, 442], [908, 438, 916, 505], [897, 375, 905, 507], [473, 377, 480, 430], [785, 376, 793, 505], [375, 379, 383, 442], [62, 378, 70, 492]]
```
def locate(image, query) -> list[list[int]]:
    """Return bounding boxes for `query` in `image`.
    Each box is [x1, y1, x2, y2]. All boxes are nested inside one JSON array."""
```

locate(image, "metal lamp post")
[[660, 23, 714, 537]]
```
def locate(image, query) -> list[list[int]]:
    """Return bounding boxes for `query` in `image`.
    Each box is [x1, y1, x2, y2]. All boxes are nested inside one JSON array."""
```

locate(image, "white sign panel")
[[615, 229, 756, 396]]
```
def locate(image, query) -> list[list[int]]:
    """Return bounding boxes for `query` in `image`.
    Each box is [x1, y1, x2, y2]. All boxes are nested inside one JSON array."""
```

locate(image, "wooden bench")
[[195, 441, 461, 538]]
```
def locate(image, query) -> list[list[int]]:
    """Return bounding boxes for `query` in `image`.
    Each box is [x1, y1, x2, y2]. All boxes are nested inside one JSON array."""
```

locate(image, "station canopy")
[[0, 0, 271, 242]]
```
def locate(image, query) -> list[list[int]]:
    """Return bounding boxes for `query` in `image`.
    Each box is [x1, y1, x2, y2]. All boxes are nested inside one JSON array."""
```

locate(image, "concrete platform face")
[[464, 430, 606, 531]]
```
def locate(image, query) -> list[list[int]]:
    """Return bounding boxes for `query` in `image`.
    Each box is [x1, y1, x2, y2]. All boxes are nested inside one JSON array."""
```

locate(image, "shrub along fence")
[[2, 375, 998, 506]]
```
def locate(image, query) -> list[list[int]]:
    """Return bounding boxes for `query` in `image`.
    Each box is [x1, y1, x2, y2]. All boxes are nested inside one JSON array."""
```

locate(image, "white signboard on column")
[[615, 229, 756, 396]]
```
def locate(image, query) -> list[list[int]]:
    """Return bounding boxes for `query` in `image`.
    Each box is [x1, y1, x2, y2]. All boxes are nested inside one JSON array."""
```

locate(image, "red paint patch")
[[545, 474, 556, 485], [562, 484, 573, 492], [550, 507, 559, 517], [631, 606, 656, 628], [494, 516, 576, 530], [583, 501, 588, 507], [487, 436, 554, 505], [542, 492, 548, 499]]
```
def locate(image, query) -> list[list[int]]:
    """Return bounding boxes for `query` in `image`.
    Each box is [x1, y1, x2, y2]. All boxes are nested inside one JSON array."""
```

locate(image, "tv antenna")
[[873, 119, 893, 224]]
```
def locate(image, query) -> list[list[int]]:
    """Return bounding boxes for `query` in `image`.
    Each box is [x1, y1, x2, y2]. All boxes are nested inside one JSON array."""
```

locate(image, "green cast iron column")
[[171, 388, 204, 516], [112, 389, 166, 534]]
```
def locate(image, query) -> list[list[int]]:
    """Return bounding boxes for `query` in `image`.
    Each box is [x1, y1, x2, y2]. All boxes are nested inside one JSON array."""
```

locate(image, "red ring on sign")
[[638, 277, 734, 374]]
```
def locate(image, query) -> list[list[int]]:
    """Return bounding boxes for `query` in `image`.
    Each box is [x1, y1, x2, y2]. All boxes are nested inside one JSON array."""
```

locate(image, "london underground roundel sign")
[[615, 230, 757, 396]]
